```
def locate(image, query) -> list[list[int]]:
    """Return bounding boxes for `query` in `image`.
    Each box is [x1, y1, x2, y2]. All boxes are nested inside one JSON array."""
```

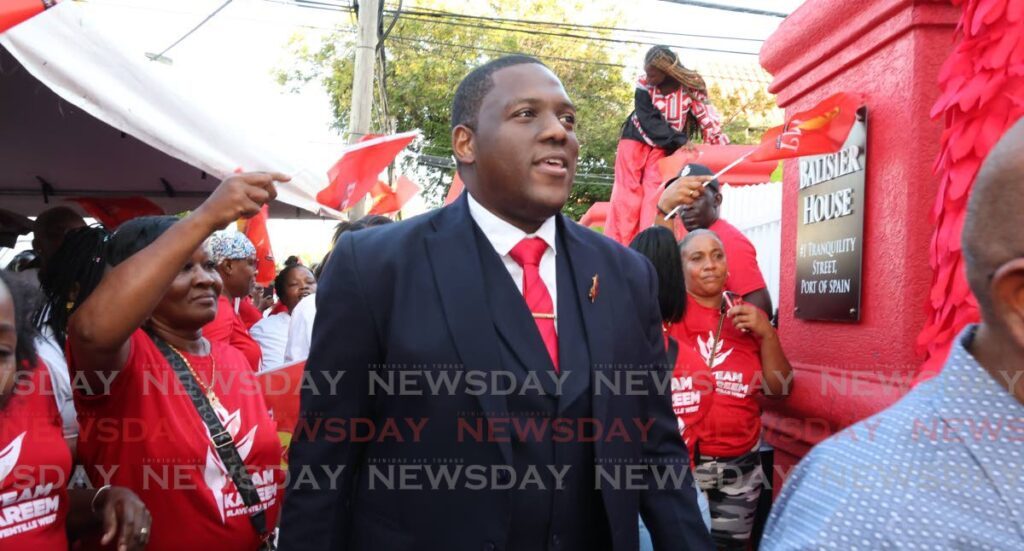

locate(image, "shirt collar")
[[924, 325, 1024, 480], [466, 192, 558, 258]]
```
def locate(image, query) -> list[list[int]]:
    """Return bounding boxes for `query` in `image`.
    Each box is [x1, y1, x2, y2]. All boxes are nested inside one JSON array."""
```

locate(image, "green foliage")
[[707, 82, 778, 146], [279, 0, 631, 217], [278, 0, 777, 219]]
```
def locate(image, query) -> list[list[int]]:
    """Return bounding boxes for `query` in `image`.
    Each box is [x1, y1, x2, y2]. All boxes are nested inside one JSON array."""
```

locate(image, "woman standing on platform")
[[673, 229, 792, 550], [606, 45, 730, 246]]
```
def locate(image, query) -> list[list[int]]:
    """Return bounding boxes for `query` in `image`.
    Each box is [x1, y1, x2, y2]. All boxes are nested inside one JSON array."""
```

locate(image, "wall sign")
[[795, 107, 867, 321]]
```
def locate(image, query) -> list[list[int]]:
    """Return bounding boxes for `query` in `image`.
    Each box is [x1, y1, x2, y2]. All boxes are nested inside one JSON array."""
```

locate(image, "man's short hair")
[[963, 117, 1024, 317], [450, 55, 547, 130]]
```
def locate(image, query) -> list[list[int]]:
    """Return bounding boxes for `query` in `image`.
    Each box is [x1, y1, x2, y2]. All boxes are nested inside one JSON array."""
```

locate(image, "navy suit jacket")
[[278, 194, 712, 551]]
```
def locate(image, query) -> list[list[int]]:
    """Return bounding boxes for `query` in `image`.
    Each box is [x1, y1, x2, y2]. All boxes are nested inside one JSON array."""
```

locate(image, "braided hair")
[[644, 45, 709, 142], [35, 225, 111, 347]]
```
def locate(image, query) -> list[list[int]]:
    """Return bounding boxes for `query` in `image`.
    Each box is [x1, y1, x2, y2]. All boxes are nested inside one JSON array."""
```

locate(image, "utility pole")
[[346, 0, 380, 218]]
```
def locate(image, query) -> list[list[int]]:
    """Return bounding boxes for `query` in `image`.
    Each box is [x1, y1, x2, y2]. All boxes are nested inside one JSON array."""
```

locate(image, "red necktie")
[[509, 237, 559, 372]]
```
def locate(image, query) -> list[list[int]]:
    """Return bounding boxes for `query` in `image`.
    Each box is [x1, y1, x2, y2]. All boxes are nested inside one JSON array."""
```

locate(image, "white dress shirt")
[[466, 193, 558, 330], [285, 293, 317, 363], [250, 311, 291, 371]]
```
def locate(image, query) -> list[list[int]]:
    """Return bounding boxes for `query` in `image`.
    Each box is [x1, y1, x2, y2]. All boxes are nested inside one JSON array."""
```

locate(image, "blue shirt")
[[763, 326, 1024, 550]]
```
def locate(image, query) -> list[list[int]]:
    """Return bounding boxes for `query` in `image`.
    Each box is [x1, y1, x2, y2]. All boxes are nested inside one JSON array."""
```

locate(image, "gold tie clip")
[[532, 313, 556, 320]]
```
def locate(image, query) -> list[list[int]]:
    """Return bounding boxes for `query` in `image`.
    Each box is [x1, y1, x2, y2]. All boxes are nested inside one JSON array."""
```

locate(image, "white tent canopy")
[[0, 1, 342, 219]]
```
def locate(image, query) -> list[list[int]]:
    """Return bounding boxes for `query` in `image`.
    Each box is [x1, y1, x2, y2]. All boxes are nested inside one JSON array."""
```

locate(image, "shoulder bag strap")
[[147, 332, 272, 545]]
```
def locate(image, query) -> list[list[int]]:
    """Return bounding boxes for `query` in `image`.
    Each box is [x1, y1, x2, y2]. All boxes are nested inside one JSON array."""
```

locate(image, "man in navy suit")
[[279, 55, 713, 551]]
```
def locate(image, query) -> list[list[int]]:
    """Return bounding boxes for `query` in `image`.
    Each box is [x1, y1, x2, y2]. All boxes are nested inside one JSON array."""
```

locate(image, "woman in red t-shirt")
[[0, 271, 150, 551], [672, 229, 792, 550], [67, 173, 290, 551], [629, 227, 714, 548]]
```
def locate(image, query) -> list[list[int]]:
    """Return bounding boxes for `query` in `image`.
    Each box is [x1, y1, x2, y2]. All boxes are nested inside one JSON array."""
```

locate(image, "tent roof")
[[0, 3, 342, 220]]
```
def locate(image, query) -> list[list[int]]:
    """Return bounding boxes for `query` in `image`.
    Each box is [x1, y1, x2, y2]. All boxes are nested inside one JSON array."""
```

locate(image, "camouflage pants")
[[693, 448, 764, 551]]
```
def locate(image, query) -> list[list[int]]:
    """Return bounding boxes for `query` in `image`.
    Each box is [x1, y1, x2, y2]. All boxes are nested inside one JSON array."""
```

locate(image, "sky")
[[2, 0, 803, 267]]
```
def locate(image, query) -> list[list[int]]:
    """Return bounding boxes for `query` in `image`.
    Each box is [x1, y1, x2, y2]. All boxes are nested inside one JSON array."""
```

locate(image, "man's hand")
[[657, 174, 714, 214], [193, 172, 290, 231], [97, 486, 152, 551]]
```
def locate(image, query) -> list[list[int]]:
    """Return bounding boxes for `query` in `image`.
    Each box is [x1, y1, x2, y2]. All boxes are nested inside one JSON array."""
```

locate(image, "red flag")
[[69, 196, 164, 230], [257, 359, 306, 465], [317, 131, 418, 211], [368, 176, 420, 216], [238, 205, 275, 286], [1, 0, 53, 34], [444, 171, 464, 206], [749, 92, 865, 162]]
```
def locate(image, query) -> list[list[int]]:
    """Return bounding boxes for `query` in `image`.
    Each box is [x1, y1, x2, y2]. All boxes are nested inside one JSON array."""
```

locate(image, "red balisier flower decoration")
[[916, 0, 1024, 382]]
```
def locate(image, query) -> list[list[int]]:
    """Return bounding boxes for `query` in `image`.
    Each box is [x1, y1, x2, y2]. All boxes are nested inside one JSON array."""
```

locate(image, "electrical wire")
[[393, 6, 766, 43], [149, 0, 235, 60], [263, 0, 764, 55], [658, 0, 788, 18]]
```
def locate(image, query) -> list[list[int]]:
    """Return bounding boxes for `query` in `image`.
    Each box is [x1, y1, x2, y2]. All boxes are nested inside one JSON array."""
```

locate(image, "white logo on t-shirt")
[[0, 434, 25, 483], [697, 331, 733, 369], [202, 403, 257, 523]]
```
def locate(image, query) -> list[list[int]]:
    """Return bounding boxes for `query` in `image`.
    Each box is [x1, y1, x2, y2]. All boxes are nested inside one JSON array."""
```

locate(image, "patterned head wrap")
[[206, 231, 256, 264]]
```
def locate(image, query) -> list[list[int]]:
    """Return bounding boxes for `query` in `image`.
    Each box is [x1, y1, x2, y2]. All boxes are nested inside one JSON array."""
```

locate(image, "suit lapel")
[[558, 217, 614, 429], [424, 195, 513, 465]]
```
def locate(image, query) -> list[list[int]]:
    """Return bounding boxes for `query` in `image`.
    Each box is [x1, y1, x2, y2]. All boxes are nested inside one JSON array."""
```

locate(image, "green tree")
[[707, 82, 778, 145], [278, 1, 777, 219], [278, 0, 632, 219]]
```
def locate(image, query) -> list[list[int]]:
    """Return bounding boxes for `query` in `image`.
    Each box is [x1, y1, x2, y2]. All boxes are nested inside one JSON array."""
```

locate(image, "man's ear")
[[452, 125, 476, 165], [991, 258, 1024, 349], [713, 191, 723, 208], [220, 259, 233, 275]]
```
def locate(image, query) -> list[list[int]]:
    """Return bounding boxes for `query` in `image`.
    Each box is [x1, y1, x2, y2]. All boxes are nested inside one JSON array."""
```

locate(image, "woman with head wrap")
[[606, 46, 730, 246], [203, 231, 263, 371]]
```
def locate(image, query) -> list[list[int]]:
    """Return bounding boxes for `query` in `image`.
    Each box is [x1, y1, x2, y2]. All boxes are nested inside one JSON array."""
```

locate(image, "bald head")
[[963, 117, 1024, 318], [32, 206, 85, 265]]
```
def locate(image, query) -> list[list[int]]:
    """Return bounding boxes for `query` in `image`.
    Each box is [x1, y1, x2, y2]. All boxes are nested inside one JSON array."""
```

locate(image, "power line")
[[392, 14, 759, 56], [147, 0, 235, 62], [265, 0, 762, 55], [394, 6, 765, 43], [388, 35, 628, 68], [658, 0, 788, 18]]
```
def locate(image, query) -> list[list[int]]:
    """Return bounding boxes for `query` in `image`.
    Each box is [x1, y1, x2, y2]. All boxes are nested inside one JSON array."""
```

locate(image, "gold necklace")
[[167, 341, 221, 408]]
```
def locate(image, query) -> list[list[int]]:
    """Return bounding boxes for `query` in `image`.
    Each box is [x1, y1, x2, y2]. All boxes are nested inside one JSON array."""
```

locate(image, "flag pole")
[[665, 149, 755, 220]]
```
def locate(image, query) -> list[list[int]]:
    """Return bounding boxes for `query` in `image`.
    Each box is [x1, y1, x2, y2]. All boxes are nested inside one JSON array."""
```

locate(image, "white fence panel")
[[719, 182, 783, 315]]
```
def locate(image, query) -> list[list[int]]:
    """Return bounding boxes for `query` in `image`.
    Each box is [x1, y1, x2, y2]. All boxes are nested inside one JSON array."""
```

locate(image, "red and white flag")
[[238, 205, 275, 287], [368, 175, 420, 216], [1, 0, 54, 34], [749, 92, 865, 162], [317, 131, 418, 211], [69, 196, 164, 230]]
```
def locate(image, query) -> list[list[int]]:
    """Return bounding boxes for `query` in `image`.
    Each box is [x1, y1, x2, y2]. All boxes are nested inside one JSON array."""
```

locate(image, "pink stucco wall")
[[758, 0, 960, 491]]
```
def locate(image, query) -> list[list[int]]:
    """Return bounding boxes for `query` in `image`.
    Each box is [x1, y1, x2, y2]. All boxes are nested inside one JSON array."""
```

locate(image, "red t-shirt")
[[238, 297, 263, 329], [665, 332, 715, 457], [678, 218, 767, 297], [0, 365, 71, 550], [204, 296, 263, 372], [672, 295, 763, 457], [72, 330, 283, 551]]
